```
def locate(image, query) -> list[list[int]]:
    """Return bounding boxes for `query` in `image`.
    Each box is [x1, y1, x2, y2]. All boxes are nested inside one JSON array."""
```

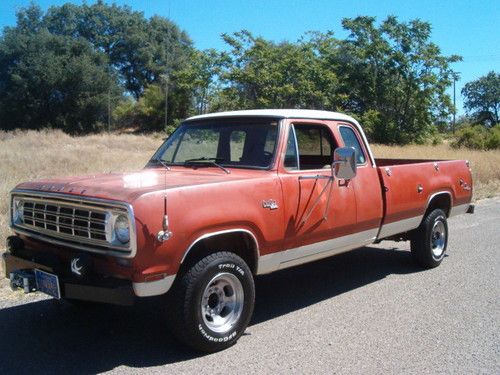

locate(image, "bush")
[[451, 125, 500, 150], [485, 125, 500, 149]]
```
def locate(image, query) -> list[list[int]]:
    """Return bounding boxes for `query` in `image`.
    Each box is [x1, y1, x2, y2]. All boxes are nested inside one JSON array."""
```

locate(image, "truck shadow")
[[253, 245, 418, 324], [0, 245, 420, 373]]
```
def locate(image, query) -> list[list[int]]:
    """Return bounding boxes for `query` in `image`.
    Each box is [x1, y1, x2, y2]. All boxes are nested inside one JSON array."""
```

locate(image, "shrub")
[[485, 125, 500, 149], [451, 125, 500, 150]]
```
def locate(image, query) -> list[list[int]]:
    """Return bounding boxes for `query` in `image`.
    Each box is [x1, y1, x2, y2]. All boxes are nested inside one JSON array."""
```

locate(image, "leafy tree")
[[338, 16, 461, 144], [174, 49, 226, 115], [44, 1, 193, 100], [0, 1, 195, 131], [462, 71, 499, 126], [215, 30, 341, 111], [0, 6, 120, 133]]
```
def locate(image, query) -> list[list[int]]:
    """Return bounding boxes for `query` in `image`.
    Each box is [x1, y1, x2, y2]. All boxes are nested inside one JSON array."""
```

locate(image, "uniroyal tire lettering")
[[198, 324, 237, 342]]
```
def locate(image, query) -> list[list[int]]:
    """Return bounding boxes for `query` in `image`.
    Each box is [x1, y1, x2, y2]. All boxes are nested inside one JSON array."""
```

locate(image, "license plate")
[[35, 269, 61, 299]]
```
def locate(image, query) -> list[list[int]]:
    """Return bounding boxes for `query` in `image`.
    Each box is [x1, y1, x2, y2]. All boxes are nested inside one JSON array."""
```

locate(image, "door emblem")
[[262, 199, 278, 210]]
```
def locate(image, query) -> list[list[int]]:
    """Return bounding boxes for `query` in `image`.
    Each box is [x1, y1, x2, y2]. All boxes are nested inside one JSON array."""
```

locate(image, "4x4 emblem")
[[262, 199, 278, 210]]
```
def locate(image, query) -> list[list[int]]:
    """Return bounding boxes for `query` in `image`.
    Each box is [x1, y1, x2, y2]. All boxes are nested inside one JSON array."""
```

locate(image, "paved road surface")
[[0, 198, 498, 374]]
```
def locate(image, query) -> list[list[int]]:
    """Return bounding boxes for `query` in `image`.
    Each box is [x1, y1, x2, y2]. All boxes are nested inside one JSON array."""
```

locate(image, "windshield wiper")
[[184, 157, 230, 174], [149, 158, 171, 170]]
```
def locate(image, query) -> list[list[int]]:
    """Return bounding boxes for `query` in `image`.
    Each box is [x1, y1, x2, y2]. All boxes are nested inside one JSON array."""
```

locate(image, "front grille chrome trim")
[[10, 189, 137, 258]]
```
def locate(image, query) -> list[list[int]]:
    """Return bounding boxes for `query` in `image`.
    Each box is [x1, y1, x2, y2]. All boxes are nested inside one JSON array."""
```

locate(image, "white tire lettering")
[[218, 263, 245, 276], [198, 324, 237, 342]]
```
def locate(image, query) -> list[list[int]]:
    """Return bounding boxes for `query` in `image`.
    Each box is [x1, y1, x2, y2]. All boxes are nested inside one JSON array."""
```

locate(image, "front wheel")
[[167, 252, 255, 352], [411, 208, 448, 268]]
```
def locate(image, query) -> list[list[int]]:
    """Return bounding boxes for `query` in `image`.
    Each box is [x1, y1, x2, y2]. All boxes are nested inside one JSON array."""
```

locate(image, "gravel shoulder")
[[0, 198, 499, 374]]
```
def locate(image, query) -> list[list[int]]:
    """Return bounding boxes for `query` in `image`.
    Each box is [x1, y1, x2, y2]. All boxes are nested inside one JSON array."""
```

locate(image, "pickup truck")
[[4, 109, 474, 352]]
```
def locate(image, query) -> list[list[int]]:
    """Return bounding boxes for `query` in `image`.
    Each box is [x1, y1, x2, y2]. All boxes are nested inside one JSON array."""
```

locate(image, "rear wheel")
[[411, 209, 448, 268], [167, 252, 255, 352]]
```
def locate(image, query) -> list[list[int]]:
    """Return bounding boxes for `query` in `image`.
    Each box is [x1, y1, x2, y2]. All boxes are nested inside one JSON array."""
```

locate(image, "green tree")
[[215, 30, 341, 111], [338, 16, 461, 144], [461, 71, 499, 126], [174, 49, 226, 115], [0, 2, 196, 132], [44, 1, 193, 100], [0, 6, 120, 133]]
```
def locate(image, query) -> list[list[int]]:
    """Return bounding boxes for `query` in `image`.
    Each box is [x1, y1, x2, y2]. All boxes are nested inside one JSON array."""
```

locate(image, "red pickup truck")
[[4, 109, 473, 352]]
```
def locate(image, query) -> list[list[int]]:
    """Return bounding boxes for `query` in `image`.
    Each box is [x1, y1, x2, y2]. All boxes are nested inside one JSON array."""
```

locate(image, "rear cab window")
[[339, 125, 367, 165]]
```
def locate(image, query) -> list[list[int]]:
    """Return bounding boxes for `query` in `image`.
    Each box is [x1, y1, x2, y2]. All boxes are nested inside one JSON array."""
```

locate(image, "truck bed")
[[376, 158, 445, 166], [375, 158, 473, 239]]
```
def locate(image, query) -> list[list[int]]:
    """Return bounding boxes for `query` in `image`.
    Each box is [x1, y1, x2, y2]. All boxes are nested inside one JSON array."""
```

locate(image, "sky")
[[1, 0, 499, 116]]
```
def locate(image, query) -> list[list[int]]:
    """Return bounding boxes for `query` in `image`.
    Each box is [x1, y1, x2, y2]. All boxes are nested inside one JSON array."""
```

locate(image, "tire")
[[167, 252, 255, 353], [411, 208, 448, 268]]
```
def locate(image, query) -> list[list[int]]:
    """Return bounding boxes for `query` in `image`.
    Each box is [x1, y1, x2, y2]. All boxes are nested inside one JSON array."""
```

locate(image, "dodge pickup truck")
[[4, 109, 474, 352]]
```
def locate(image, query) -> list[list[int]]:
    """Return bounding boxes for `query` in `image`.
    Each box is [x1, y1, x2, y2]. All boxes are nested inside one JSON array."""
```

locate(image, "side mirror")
[[332, 147, 357, 180]]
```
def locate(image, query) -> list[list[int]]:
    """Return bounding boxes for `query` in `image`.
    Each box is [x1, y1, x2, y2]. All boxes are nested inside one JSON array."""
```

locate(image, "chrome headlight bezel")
[[113, 213, 130, 244], [11, 196, 24, 225]]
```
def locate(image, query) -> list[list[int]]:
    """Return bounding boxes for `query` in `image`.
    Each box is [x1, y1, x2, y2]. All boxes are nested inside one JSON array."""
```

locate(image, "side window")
[[294, 124, 335, 170], [339, 126, 366, 164], [284, 127, 299, 170]]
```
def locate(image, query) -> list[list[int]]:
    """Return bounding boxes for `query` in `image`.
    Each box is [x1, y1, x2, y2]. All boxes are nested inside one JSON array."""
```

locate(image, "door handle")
[[299, 175, 332, 180]]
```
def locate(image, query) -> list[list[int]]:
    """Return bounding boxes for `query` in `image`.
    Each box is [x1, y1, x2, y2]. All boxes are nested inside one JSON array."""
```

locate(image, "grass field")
[[0, 130, 499, 260]]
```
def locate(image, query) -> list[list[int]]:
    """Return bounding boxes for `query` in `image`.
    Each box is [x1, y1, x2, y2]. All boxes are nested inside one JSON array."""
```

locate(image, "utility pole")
[[452, 71, 460, 134], [108, 89, 111, 132], [164, 74, 169, 131], [164, 0, 171, 133]]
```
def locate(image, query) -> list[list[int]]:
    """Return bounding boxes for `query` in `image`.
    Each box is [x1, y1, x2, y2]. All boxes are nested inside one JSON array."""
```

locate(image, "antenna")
[[157, 1, 173, 243], [157, 174, 172, 242]]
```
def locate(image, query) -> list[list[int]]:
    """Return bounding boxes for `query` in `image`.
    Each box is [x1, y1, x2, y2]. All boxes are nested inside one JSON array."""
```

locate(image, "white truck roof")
[[186, 109, 376, 166], [187, 109, 358, 124]]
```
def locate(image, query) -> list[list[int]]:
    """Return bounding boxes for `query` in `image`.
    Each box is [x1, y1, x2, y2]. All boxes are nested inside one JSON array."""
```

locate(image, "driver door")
[[277, 120, 357, 266]]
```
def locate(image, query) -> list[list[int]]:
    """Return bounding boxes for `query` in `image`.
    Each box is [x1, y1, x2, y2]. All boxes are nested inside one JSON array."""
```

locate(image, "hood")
[[14, 167, 261, 203]]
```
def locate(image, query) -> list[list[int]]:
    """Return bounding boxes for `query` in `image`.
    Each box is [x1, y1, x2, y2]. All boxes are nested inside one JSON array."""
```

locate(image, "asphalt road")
[[0, 198, 498, 374]]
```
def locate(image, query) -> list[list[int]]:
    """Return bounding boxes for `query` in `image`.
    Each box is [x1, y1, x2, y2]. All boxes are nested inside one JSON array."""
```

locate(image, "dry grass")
[[0, 130, 163, 263], [0, 131, 499, 273]]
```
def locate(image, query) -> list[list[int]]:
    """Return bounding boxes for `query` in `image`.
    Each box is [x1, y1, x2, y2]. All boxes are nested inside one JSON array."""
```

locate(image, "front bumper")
[[2, 251, 135, 306]]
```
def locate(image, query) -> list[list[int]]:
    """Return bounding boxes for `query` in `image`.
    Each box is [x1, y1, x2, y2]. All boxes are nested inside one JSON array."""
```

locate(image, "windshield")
[[148, 117, 279, 169]]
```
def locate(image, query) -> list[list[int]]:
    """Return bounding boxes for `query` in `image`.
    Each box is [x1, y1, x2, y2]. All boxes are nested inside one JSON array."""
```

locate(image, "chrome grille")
[[10, 191, 136, 257], [22, 201, 108, 241]]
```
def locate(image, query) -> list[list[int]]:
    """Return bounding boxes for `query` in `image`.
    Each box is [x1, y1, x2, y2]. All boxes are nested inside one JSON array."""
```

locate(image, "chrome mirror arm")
[[299, 174, 334, 225]]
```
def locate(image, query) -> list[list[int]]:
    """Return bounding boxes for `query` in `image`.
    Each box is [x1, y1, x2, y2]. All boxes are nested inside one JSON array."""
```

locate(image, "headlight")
[[114, 214, 130, 243], [12, 197, 24, 224]]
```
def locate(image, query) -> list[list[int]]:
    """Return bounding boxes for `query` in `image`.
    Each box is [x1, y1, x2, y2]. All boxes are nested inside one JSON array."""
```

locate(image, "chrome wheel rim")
[[201, 273, 244, 334], [431, 220, 446, 258]]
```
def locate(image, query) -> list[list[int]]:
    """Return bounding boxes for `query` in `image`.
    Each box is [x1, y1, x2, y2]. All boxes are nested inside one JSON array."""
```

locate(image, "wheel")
[[167, 252, 255, 352], [411, 209, 448, 268]]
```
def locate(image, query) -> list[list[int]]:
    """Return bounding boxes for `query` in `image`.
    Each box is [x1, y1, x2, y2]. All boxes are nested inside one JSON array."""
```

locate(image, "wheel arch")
[[423, 191, 453, 220], [180, 229, 260, 275]]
